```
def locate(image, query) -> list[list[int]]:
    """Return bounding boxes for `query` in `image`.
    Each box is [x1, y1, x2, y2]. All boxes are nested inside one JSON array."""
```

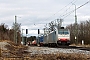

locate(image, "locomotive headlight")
[[58, 38, 60, 40]]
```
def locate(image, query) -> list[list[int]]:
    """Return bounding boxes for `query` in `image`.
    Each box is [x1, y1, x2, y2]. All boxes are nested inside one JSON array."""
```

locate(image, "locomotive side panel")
[[43, 35, 48, 44], [48, 31, 57, 43]]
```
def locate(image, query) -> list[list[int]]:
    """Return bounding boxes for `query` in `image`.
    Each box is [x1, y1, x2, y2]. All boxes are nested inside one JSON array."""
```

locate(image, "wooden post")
[[0, 48, 1, 57]]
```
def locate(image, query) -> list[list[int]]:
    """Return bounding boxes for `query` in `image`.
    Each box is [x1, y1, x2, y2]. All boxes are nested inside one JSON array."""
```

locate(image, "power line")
[[44, 0, 78, 28], [61, 0, 90, 19], [43, 0, 90, 29], [45, 0, 77, 20], [53, 0, 77, 15], [59, 0, 78, 18]]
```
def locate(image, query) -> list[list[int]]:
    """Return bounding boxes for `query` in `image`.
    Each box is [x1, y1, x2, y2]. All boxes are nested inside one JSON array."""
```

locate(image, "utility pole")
[[73, 4, 78, 44], [14, 16, 17, 44], [22, 29, 24, 45], [26, 29, 28, 45]]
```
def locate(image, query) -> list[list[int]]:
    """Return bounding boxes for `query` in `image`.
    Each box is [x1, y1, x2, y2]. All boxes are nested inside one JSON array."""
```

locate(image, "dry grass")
[[0, 41, 90, 60], [70, 44, 90, 47], [28, 53, 90, 60], [1, 40, 28, 58], [1, 53, 90, 60]]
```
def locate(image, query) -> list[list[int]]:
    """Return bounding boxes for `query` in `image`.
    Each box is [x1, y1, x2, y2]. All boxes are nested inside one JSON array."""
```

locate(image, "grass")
[[1, 53, 90, 60], [70, 44, 90, 47], [28, 53, 90, 60], [1, 40, 28, 57], [0, 40, 90, 60]]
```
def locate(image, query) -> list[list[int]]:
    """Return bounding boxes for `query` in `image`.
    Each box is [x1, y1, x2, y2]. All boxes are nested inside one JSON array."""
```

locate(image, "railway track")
[[27, 45, 90, 55], [52, 45, 90, 51], [28, 44, 90, 51]]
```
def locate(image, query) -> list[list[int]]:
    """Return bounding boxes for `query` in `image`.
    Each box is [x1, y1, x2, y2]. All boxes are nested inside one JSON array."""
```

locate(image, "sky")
[[0, 0, 90, 36]]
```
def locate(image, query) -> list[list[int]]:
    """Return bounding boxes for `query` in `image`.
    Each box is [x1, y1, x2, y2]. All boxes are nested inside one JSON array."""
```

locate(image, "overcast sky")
[[0, 0, 90, 36]]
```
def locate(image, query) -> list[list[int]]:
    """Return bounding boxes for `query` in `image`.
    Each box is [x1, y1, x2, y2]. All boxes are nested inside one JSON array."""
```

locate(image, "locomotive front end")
[[57, 29, 70, 45]]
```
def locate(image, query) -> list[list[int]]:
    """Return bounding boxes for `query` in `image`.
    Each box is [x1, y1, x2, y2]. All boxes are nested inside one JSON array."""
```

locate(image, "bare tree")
[[0, 23, 9, 40], [12, 22, 21, 44], [66, 20, 90, 44]]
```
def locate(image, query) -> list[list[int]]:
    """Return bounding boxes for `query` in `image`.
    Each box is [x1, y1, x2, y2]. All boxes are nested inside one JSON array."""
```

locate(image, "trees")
[[0, 23, 9, 40], [0, 19, 90, 45], [12, 22, 21, 44], [0, 23, 21, 44], [66, 20, 90, 44]]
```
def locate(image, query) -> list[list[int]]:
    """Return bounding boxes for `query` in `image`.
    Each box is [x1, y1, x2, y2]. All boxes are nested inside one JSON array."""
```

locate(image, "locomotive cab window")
[[64, 31, 69, 34], [58, 29, 69, 35], [58, 31, 64, 34]]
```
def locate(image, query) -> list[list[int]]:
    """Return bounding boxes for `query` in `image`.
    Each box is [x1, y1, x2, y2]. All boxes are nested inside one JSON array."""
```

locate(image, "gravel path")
[[27, 46, 90, 55]]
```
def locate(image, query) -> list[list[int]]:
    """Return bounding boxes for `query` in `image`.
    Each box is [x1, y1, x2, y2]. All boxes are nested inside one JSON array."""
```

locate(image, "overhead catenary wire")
[[44, 0, 78, 28], [45, 0, 77, 21], [53, 0, 77, 16], [43, 0, 90, 30], [61, 0, 90, 19], [45, 0, 77, 27], [43, 0, 78, 28], [46, 0, 90, 21], [59, 0, 78, 18]]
